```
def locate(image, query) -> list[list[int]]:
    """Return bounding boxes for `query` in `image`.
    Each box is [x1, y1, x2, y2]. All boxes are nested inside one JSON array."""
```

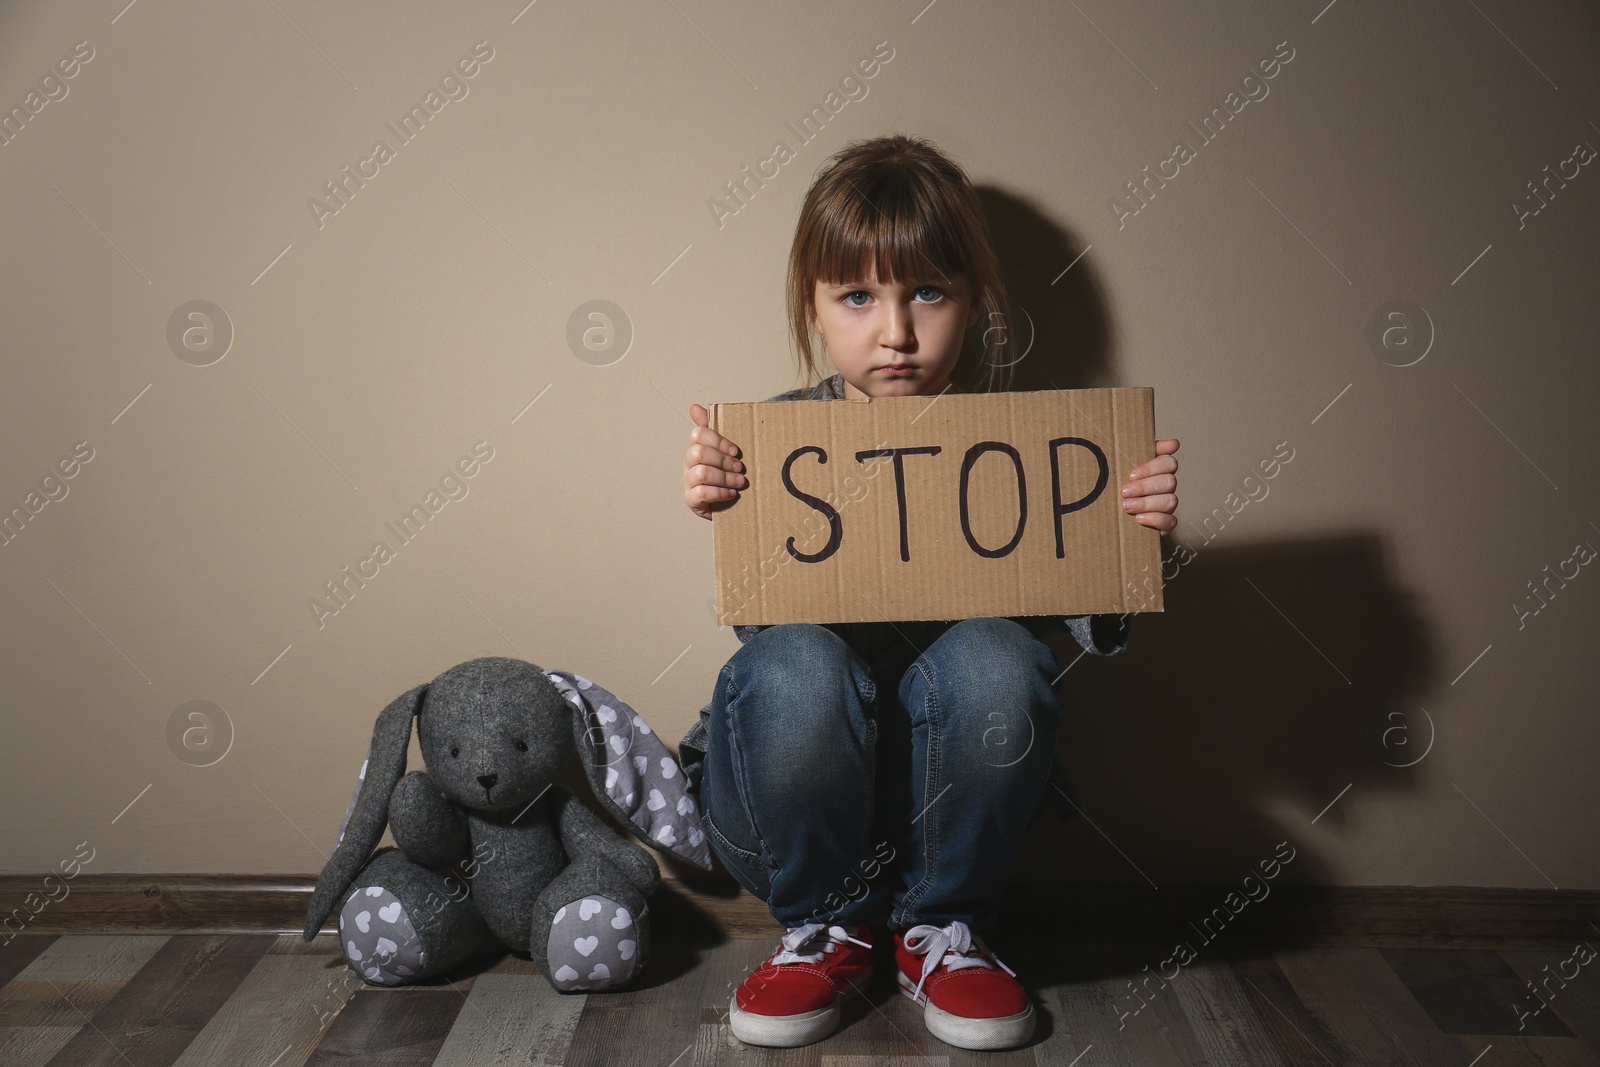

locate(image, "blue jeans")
[[700, 617, 1064, 935]]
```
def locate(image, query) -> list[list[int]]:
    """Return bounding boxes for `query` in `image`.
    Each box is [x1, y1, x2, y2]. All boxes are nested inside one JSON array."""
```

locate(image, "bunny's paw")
[[544, 895, 641, 992], [338, 884, 428, 986]]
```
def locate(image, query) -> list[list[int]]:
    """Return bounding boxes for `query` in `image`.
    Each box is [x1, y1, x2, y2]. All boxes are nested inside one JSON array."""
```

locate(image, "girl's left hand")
[[1121, 439, 1180, 534]]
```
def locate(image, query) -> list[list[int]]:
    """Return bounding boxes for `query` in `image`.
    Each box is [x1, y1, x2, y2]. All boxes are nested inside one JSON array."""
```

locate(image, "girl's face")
[[810, 266, 981, 399]]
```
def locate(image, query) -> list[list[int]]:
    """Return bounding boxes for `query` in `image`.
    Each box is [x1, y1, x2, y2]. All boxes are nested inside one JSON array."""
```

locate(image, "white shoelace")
[[769, 922, 872, 965], [900, 920, 1017, 1002]]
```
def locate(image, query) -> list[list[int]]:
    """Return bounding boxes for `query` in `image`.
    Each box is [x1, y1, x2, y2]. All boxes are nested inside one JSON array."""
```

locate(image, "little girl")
[[677, 134, 1179, 1051]]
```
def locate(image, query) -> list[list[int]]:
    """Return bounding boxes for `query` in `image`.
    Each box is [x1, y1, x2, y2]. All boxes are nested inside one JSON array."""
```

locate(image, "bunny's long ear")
[[301, 682, 428, 940], [544, 669, 714, 871]]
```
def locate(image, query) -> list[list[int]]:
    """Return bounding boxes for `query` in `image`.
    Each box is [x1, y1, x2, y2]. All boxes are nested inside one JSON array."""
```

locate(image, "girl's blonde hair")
[[787, 134, 1016, 394]]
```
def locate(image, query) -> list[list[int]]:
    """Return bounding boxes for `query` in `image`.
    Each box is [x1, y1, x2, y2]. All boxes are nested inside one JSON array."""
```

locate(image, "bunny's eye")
[[515, 740, 528, 752], [450, 747, 460, 758]]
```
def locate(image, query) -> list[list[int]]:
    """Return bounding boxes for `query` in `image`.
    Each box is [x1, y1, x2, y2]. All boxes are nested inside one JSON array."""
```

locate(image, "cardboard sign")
[[710, 387, 1163, 626]]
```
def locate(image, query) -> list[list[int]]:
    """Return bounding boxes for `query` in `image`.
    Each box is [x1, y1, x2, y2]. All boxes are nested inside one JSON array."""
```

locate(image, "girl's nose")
[[881, 303, 913, 348]]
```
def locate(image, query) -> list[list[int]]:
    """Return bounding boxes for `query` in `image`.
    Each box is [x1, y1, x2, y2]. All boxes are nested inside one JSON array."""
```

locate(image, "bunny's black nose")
[[478, 773, 498, 790]]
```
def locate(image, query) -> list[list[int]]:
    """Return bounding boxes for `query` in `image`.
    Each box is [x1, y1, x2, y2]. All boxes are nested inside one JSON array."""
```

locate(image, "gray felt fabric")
[[302, 656, 695, 993], [388, 770, 472, 870], [333, 757, 366, 848], [304, 683, 426, 943]]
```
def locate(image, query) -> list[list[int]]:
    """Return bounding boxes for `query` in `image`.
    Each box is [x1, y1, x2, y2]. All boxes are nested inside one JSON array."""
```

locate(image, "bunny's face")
[[414, 658, 574, 813]]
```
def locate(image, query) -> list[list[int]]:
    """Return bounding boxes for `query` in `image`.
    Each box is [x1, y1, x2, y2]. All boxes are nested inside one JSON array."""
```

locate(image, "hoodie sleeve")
[[1011, 612, 1134, 657], [1066, 612, 1135, 656], [678, 701, 711, 800]]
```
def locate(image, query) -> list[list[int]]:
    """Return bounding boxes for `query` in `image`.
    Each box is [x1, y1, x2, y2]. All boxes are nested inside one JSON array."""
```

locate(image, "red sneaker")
[[893, 921, 1034, 1049], [729, 922, 874, 1047]]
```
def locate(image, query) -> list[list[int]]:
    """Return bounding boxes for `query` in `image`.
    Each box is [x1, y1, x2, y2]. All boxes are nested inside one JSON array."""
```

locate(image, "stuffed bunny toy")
[[301, 656, 713, 992]]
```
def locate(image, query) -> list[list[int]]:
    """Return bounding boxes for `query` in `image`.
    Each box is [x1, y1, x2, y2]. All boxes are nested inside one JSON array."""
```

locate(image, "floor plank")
[[0, 936, 57, 991], [171, 934, 362, 1067], [304, 988, 465, 1065], [1110, 950, 1228, 1067], [1040, 966, 1181, 1065], [429, 971, 586, 1066], [1453, 1033, 1600, 1066], [42, 933, 275, 1067], [1383, 947, 1576, 1038], [0, 1024, 79, 1066], [692, 937, 802, 1067], [1231, 950, 1352, 1066], [562, 932, 714, 1067], [1169, 954, 1289, 1066], [3, 933, 1595, 1064], [0, 934, 169, 1067], [1273, 947, 1467, 1066], [1503, 950, 1600, 1054]]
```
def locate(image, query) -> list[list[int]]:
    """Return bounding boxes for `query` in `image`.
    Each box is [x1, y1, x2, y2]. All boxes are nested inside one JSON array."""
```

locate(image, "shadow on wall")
[[971, 185, 1116, 393], [971, 189, 1439, 891], [1024, 534, 1437, 894]]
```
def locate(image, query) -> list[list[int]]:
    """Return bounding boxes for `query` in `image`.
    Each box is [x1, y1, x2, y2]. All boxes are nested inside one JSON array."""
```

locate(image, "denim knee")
[[721, 623, 878, 767], [925, 616, 1058, 690], [703, 623, 878, 853], [903, 617, 1062, 768]]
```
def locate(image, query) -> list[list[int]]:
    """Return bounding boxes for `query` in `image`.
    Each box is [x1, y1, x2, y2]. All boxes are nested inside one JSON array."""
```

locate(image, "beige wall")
[[2, 0, 1596, 890]]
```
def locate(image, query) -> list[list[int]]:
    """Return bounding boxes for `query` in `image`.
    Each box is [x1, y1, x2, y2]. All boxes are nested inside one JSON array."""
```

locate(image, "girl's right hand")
[[684, 403, 747, 521]]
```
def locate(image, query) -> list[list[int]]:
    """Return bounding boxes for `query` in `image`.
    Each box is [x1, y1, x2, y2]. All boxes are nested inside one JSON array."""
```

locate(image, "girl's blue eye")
[[842, 286, 943, 307]]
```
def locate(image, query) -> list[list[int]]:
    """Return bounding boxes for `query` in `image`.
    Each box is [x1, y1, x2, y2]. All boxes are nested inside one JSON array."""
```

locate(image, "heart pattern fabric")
[[338, 883, 427, 986], [546, 894, 639, 992], [543, 669, 712, 869]]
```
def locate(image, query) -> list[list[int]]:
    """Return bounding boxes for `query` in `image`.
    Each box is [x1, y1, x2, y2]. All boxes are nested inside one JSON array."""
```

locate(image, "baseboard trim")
[[1, 875, 1593, 948]]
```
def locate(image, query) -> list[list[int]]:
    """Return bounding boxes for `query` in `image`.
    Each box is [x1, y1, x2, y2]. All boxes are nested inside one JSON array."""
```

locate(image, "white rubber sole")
[[728, 963, 873, 1048], [896, 969, 1036, 1050]]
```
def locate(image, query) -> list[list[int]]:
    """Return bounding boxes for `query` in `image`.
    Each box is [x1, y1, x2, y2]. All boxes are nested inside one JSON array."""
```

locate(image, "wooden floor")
[[1, 930, 1596, 1066]]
